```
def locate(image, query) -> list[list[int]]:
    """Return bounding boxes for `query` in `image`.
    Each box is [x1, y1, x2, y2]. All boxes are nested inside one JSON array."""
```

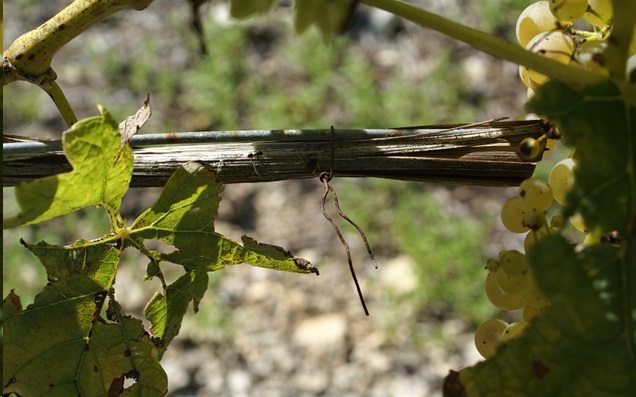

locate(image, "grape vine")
[[3, 0, 635, 396], [458, 1, 635, 395]]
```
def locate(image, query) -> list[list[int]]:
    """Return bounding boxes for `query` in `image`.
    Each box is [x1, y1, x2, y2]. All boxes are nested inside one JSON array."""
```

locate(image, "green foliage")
[[3, 108, 317, 395], [529, 80, 635, 237], [5, 1, 635, 395], [230, 0, 277, 19], [456, 78, 636, 396], [460, 233, 635, 396], [3, 107, 133, 229], [4, 244, 167, 396]]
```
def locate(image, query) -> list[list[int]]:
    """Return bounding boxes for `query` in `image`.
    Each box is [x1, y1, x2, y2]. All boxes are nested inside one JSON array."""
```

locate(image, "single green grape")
[[519, 137, 543, 159], [575, 40, 609, 75], [474, 319, 509, 359], [570, 211, 587, 232], [485, 271, 526, 311], [522, 276, 550, 308], [497, 267, 529, 294], [523, 303, 550, 321], [549, 158, 576, 205], [485, 257, 500, 272], [524, 31, 576, 84], [500, 250, 528, 276], [519, 177, 554, 212], [584, 0, 613, 27], [523, 207, 547, 230], [518, 64, 543, 90], [501, 197, 531, 233], [516, 1, 570, 47], [523, 225, 552, 251], [549, 0, 588, 22], [501, 320, 530, 342]]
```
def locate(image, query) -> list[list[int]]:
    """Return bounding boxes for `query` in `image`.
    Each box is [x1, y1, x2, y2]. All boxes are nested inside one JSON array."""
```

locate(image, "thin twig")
[[317, 126, 378, 315], [326, 183, 378, 269], [320, 172, 370, 316]]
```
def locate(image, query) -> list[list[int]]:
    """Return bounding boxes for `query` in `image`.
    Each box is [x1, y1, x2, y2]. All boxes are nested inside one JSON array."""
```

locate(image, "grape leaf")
[[454, 235, 635, 397], [3, 242, 167, 396], [229, 0, 277, 19], [128, 161, 317, 275], [225, 0, 358, 39], [240, 234, 319, 274], [143, 270, 209, 358], [129, 162, 317, 353], [451, 79, 636, 396], [528, 80, 636, 237], [3, 106, 133, 229], [294, 0, 358, 39]]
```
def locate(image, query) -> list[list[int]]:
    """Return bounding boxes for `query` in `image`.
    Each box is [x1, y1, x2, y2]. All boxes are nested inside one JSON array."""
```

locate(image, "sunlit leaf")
[[143, 270, 209, 358], [129, 162, 317, 274], [240, 234, 319, 274], [3, 106, 133, 229], [131, 162, 317, 354]]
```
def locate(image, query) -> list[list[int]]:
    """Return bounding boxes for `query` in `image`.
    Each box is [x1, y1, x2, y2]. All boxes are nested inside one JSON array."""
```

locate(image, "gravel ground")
[[4, 1, 530, 395]]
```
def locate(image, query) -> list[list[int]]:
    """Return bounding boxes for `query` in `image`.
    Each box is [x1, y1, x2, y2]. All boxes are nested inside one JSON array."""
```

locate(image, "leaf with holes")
[[128, 162, 317, 353], [2, 242, 167, 396]]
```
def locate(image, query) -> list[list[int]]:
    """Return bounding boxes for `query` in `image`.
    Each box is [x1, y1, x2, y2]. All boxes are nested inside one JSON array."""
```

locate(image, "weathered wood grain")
[[3, 121, 546, 187]]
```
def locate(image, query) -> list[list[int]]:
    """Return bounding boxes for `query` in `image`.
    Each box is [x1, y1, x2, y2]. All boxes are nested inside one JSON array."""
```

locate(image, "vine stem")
[[42, 81, 78, 127], [3, 0, 155, 127], [360, 0, 633, 98]]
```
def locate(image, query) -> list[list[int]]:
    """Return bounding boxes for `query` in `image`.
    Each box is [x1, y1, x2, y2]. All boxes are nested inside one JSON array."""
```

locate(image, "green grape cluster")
[[476, 246, 548, 358], [474, 0, 632, 366], [475, 167, 587, 359], [516, 0, 622, 96]]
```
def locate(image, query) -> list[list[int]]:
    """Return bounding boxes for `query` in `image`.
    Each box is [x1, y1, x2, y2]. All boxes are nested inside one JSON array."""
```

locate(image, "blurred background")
[[3, 0, 553, 395]]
